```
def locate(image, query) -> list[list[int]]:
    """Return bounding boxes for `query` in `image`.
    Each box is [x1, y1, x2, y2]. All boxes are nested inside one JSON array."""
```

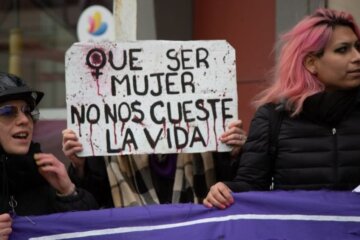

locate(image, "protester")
[[62, 119, 247, 208], [204, 8, 360, 209], [0, 72, 98, 239]]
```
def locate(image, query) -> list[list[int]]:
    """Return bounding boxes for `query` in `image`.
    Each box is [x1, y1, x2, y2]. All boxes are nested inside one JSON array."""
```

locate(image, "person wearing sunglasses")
[[0, 72, 98, 239]]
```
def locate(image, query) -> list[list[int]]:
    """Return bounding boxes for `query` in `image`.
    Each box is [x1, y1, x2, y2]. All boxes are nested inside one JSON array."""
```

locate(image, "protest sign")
[[65, 40, 237, 156]]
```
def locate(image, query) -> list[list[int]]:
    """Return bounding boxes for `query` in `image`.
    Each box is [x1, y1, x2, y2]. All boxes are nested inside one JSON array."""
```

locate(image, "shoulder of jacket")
[[256, 103, 276, 118]]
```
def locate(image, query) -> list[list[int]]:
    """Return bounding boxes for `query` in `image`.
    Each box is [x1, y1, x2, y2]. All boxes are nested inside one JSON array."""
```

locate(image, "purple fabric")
[[149, 154, 177, 178], [11, 190, 360, 240]]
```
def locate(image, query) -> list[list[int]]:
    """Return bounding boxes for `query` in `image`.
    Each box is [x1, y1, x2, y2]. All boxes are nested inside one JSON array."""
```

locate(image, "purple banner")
[[11, 191, 360, 239]]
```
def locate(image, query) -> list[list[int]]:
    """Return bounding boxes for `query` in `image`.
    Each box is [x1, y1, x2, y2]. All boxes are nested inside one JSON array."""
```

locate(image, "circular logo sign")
[[77, 5, 114, 42]]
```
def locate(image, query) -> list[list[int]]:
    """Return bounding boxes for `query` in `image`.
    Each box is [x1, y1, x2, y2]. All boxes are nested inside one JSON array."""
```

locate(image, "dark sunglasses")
[[0, 105, 40, 121]]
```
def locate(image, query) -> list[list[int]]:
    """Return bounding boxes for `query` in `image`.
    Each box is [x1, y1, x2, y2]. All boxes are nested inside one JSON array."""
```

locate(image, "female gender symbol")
[[86, 48, 106, 79]]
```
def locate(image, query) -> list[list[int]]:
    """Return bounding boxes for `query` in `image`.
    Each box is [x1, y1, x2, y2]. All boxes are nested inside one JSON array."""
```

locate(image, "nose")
[[15, 110, 31, 125], [353, 47, 360, 63]]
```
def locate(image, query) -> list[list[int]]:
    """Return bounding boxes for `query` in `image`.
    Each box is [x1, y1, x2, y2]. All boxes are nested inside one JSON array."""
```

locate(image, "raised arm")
[[62, 129, 112, 208]]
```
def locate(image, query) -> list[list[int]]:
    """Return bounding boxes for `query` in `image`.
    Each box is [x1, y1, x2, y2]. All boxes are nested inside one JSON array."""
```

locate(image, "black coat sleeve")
[[213, 151, 239, 181], [54, 188, 99, 212], [68, 156, 113, 208], [225, 105, 273, 192], [28, 142, 98, 214]]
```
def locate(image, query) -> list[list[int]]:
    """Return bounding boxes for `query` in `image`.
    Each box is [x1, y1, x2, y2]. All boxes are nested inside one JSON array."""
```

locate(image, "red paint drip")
[[89, 123, 95, 156], [222, 118, 226, 133], [78, 123, 82, 137], [121, 121, 126, 136], [132, 116, 145, 126], [213, 118, 218, 152], [163, 121, 167, 137], [95, 78, 102, 96], [113, 122, 117, 145]]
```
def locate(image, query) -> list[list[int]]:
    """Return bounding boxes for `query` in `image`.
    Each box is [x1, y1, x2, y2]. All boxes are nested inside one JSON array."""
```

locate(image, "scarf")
[[104, 152, 215, 207]]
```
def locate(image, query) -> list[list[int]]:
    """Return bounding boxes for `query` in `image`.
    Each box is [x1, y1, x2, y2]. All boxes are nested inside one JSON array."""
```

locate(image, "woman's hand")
[[0, 213, 12, 240], [34, 153, 76, 196], [220, 119, 247, 157], [203, 182, 234, 209], [62, 129, 86, 178]]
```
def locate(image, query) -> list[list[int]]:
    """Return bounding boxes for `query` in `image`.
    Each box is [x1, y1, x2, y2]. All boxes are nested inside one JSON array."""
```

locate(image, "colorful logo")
[[88, 11, 108, 36], [77, 5, 114, 42]]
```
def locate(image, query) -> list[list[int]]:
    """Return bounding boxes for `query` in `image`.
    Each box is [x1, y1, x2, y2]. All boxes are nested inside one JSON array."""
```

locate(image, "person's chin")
[[6, 145, 30, 155]]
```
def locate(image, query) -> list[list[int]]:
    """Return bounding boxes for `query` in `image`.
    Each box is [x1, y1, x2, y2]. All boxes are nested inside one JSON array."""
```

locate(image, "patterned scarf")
[[104, 152, 215, 207]]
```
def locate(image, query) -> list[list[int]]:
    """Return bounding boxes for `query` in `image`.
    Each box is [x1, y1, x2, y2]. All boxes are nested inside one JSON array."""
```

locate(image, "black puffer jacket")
[[227, 88, 360, 192], [0, 142, 98, 216]]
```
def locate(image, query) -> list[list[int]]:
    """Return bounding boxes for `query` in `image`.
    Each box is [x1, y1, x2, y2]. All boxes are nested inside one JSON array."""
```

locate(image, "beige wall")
[[328, 0, 360, 24]]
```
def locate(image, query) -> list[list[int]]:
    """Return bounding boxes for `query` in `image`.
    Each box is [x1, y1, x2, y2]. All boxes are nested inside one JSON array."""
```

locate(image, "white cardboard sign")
[[65, 40, 237, 156]]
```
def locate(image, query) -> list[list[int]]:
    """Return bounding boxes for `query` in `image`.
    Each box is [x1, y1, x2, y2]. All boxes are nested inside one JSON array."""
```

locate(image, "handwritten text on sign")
[[65, 40, 237, 156]]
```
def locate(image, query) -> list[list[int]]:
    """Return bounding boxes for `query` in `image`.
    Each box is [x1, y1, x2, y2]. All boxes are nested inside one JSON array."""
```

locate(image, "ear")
[[304, 54, 317, 75]]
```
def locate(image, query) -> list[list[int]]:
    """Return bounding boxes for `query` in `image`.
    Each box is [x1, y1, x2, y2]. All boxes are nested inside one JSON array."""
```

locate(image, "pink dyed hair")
[[253, 8, 360, 115]]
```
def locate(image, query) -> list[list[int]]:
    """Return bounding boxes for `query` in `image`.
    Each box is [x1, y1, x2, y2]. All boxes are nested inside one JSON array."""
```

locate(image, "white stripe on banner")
[[30, 213, 360, 240]]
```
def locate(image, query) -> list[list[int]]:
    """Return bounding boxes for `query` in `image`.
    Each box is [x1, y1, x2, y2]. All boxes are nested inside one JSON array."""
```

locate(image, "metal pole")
[[113, 0, 137, 41], [9, 0, 22, 76]]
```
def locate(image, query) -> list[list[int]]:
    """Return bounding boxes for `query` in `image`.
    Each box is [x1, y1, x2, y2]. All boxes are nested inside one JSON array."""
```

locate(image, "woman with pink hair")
[[204, 8, 360, 209]]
